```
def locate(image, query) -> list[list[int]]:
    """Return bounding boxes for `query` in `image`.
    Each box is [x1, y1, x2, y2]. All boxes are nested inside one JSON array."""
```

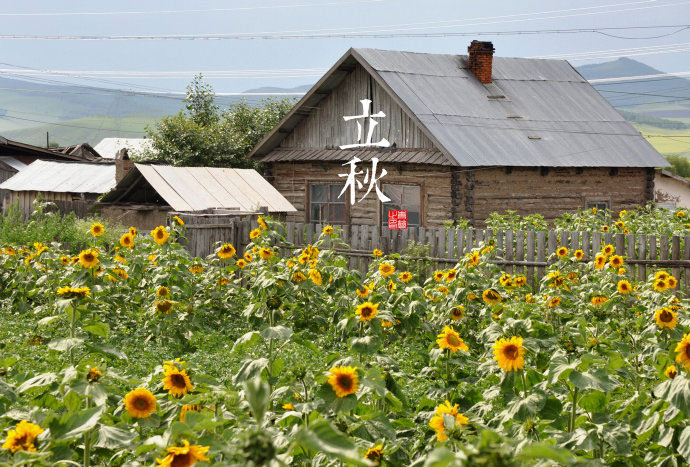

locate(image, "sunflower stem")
[[445, 349, 451, 382], [520, 370, 528, 398], [569, 386, 579, 432], [83, 397, 91, 467]]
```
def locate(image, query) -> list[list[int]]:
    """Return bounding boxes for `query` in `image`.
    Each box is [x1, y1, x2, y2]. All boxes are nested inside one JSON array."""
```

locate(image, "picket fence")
[[176, 215, 690, 292]]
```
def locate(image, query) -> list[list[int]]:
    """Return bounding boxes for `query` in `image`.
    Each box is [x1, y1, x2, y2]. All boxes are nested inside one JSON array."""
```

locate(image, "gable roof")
[[0, 136, 88, 162], [99, 164, 296, 213], [250, 48, 668, 168], [0, 160, 116, 193]]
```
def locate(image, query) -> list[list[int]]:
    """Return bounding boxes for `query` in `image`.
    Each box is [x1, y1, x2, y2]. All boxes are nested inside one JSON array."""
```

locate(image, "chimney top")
[[467, 40, 495, 84]]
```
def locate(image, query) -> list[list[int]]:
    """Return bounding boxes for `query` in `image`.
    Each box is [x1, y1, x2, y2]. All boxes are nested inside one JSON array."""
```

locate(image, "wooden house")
[[654, 169, 690, 209], [249, 42, 668, 227]]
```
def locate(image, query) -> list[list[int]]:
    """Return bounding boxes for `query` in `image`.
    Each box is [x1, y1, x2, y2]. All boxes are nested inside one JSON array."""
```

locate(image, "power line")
[[0, 115, 148, 134]]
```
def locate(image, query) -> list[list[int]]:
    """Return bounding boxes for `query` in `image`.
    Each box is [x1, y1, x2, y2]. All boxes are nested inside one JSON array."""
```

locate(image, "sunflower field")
[[1, 212, 690, 466]]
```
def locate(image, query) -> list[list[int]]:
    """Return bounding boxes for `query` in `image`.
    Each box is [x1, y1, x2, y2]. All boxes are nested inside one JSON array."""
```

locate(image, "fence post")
[[526, 231, 535, 286]]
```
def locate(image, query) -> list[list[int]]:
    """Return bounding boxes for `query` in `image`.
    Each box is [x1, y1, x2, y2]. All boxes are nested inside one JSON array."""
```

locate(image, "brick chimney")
[[468, 40, 495, 84], [115, 148, 134, 183]]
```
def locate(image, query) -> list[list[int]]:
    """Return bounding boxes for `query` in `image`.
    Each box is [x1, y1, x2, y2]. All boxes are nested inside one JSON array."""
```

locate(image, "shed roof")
[[94, 138, 153, 159], [0, 160, 116, 194], [250, 48, 668, 168], [0, 157, 27, 172], [100, 164, 296, 212]]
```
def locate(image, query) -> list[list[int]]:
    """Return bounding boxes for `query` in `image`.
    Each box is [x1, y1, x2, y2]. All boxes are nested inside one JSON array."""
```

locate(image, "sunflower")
[[665, 365, 678, 379], [676, 334, 690, 370], [60, 255, 70, 266], [656, 307, 678, 330], [292, 271, 307, 282], [57, 286, 91, 298], [379, 263, 395, 277], [466, 251, 480, 267], [619, 209, 627, 218], [429, 401, 469, 442], [450, 306, 465, 320], [322, 225, 334, 235], [513, 276, 527, 287], [548, 297, 561, 307], [399, 271, 413, 283], [656, 271, 670, 281], [257, 216, 268, 230], [162, 367, 194, 397], [249, 228, 261, 240], [298, 254, 310, 265], [556, 247, 568, 258], [120, 233, 135, 249], [309, 268, 323, 286], [617, 280, 632, 295], [618, 268, 626, 275], [86, 367, 103, 383], [668, 276, 678, 289], [124, 388, 157, 418], [108, 268, 128, 282], [151, 226, 169, 245], [259, 247, 274, 260], [355, 302, 379, 322], [364, 445, 383, 465], [482, 289, 502, 306], [78, 249, 99, 269], [602, 225, 609, 232], [677, 211, 686, 219], [180, 404, 203, 422], [129, 226, 137, 236], [591, 295, 608, 306], [437, 285, 449, 295], [594, 254, 606, 270], [602, 244, 615, 256], [446, 269, 458, 282], [574, 249, 584, 261], [356, 286, 370, 298], [244, 252, 253, 262], [156, 300, 173, 314], [654, 278, 668, 292], [433, 270, 445, 282], [236, 259, 247, 269], [388, 281, 397, 292], [218, 278, 230, 286], [156, 440, 210, 467], [592, 207, 598, 214], [282, 402, 296, 411], [609, 255, 624, 268], [493, 336, 526, 372], [114, 254, 127, 264], [436, 326, 469, 353], [172, 215, 185, 227], [1, 420, 44, 453], [499, 274, 513, 287], [217, 243, 236, 259], [525, 294, 535, 303], [189, 265, 204, 274], [90, 222, 105, 237], [615, 221, 625, 229], [467, 293, 479, 301], [566, 272, 578, 282], [157, 286, 170, 298], [373, 249, 383, 257], [327, 366, 359, 398]]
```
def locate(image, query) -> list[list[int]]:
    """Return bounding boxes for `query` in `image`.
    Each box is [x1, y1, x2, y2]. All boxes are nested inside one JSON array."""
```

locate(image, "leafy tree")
[[137, 75, 295, 168], [665, 155, 690, 179]]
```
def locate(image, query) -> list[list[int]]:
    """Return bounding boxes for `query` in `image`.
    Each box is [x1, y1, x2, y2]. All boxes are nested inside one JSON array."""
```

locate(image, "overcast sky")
[[1, 0, 689, 93]]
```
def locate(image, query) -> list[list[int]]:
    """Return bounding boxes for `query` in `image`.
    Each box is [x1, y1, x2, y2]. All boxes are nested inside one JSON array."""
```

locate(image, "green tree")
[[138, 75, 294, 168], [665, 155, 690, 179]]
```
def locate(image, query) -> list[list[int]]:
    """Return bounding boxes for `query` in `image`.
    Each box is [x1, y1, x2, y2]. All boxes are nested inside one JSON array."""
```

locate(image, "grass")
[[632, 123, 690, 157]]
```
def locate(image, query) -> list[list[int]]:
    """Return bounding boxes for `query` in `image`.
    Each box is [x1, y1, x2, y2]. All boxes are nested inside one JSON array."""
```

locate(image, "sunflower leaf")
[[95, 424, 136, 450], [232, 331, 261, 353], [260, 326, 292, 343], [244, 377, 270, 425], [294, 419, 368, 466], [233, 358, 269, 384], [654, 375, 690, 414], [351, 336, 382, 355], [48, 337, 84, 353]]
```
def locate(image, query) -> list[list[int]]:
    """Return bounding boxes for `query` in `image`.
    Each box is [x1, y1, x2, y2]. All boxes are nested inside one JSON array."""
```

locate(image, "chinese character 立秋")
[[338, 157, 390, 205], [339, 99, 391, 150]]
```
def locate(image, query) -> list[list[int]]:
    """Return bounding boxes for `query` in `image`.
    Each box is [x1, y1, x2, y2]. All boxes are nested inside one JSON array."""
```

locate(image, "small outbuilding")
[[654, 169, 690, 209], [0, 159, 116, 218]]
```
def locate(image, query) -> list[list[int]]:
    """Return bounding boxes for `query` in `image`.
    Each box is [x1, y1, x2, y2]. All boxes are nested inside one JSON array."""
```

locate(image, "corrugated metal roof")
[[100, 164, 296, 213], [0, 157, 27, 172], [250, 47, 668, 168], [0, 160, 115, 193], [94, 138, 154, 159], [261, 148, 449, 165]]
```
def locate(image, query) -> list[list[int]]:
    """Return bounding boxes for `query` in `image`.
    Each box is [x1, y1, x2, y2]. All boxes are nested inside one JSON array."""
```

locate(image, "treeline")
[[618, 109, 689, 130]]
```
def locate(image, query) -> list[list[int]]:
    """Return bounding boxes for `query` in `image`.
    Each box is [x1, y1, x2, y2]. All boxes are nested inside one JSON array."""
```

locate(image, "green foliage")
[[138, 74, 295, 168], [665, 155, 690, 178], [618, 110, 689, 130]]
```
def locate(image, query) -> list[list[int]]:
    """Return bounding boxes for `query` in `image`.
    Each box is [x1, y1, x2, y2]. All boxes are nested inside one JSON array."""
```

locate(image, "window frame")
[[584, 198, 611, 212], [306, 181, 349, 225], [379, 182, 424, 228]]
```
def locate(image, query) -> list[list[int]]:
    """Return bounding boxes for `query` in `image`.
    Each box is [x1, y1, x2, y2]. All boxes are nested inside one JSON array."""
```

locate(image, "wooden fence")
[[178, 217, 690, 291]]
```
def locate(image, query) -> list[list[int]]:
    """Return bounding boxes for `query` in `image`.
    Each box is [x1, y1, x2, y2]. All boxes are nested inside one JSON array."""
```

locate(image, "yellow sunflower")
[[437, 286, 449, 295], [594, 254, 606, 270], [180, 404, 203, 423], [466, 251, 480, 267], [156, 300, 173, 314], [355, 302, 379, 322], [429, 401, 469, 442], [257, 216, 268, 230], [282, 402, 296, 411], [87, 367, 103, 383], [450, 306, 465, 320], [120, 233, 135, 249], [57, 286, 91, 298], [388, 281, 397, 292], [356, 286, 370, 298], [617, 280, 632, 295], [602, 225, 610, 232], [1, 420, 43, 453], [259, 247, 274, 260], [677, 211, 686, 218], [665, 365, 678, 379], [500, 274, 513, 287], [379, 263, 395, 277], [446, 269, 458, 282], [78, 249, 99, 269], [327, 366, 359, 398], [244, 252, 253, 262], [654, 278, 668, 292], [493, 336, 526, 372], [114, 254, 127, 264], [609, 255, 624, 268], [129, 226, 137, 236], [373, 249, 383, 257], [399, 271, 413, 283], [172, 215, 185, 227], [556, 247, 568, 258], [656, 271, 670, 281], [60, 255, 70, 266], [157, 286, 170, 298], [151, 226, 169, 245], [602, 244, 615, 256], [90, 222, 105, 237], [322, 225, 334, 235], [124, 388, 157, 418], [615, 221, 625, 229], [513, 276, 527, 287], [574, 249, 584, 261], [162, 366, 194, 397], [433, 270, 445, 282], [237, 259, 247, 269], [436, 326, 469, 353], [292, 271, 307, 282], [249, 228, 261, 239], [309, 268, 322, 286], [656, 307, 678, 330], [482, 289, 502, 306], [668, 276, 678, 289], [156, 440, 210, 467], [364, 444, 383, 465], [217, 243, 236, 259], [591, 295, 608, 306], [675, 334, 690, 370], [548, 297, 561, 307]]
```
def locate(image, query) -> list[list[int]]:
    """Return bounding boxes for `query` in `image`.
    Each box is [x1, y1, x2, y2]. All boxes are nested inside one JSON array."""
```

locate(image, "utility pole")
[[46, 132, 49, 148]]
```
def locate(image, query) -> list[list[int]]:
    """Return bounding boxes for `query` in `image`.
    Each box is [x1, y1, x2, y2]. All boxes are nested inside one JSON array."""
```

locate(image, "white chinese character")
[[339, 99, 391, 150], [338, 157, 390, 205]]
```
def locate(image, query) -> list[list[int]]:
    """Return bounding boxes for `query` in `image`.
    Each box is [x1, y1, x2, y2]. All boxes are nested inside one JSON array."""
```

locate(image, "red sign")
[[388, 210, 407, 230]]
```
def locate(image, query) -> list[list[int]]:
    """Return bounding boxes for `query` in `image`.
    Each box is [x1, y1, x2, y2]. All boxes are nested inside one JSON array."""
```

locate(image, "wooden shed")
[[96, 162, 296, 230], [249, 43, 669, 228]]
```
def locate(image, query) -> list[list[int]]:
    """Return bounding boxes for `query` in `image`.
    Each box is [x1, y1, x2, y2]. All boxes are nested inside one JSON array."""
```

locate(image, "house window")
[[310, 184, 346, 224], [382, 184, 421, 226], [585, 200, 610, 212]]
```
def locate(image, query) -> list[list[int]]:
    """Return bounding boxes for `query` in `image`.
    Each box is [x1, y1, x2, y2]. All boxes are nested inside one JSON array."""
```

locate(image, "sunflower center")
[[503, 344, 519, 359], [360, 307, 373, 318], [171, 373, 187, 388], [83, 253, 94, 262], [337, 375, 353, 390], [135, 398, 148, 409], [157, 231, 164, 239], [447, 335, 461, 347], [170, 452, 194, 467]]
